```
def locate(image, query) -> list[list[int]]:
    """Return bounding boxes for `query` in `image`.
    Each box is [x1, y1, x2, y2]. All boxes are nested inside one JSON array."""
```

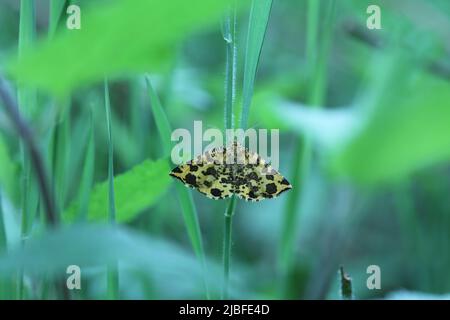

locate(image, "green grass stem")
[[104, 80, 119, 299], [221, 3, 238, 299], [339, 266, 353, 300], [222, 195, 236, 299]]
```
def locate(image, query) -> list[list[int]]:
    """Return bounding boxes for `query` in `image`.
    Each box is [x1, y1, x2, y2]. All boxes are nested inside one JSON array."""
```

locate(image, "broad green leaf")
[[63, 158, 171, 222], [8, 0, 239, 97], [0, 224, 198, 274], [0, 224, 252, 299], [331, 73, 450, 184], [258, 72, 450, 184]]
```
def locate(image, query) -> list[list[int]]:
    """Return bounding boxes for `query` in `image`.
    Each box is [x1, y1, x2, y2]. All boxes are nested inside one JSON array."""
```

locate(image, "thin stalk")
[[0, 81, 57, 225], [221, 4, 238, 300], [0, 191, 6, 251], [0, 190, 10, 300], [278, 0, 335, 297], [339, 266, 353, 300], [104, 80, 119, 299], [0, 77, 66, 301], [0, 191, 12, 299], [222, 196, 236, 299]]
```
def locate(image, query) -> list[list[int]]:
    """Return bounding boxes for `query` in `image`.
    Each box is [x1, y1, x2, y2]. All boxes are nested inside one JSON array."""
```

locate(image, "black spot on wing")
[[171, 166, 182, 174], [248, 190, 257, 199], [205, 167, 218, 177], [266, 183, 277, 194], [189, 164, 199, 172], [185, 173, 197, 187], [204, 180, 212, 188], [210, 188, 222, 198], [246, 171, 259, 181], [169, 173, 185, 184]]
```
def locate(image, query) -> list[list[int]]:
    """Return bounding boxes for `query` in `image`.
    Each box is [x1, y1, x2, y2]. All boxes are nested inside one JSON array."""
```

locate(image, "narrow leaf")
[[240, 0, 272, 129]]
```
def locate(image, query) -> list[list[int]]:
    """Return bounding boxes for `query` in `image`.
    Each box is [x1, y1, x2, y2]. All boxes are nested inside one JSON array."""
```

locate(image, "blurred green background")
[[0, 0, 450, 300]]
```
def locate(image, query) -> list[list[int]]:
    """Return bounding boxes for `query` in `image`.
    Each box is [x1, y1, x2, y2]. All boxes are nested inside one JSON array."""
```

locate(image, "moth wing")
[[169, 147, 233, 200], [233, 145, 292, 202]]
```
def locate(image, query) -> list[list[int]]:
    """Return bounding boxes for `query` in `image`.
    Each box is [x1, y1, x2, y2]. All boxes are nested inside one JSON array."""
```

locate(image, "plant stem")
[[339, 266, 353, 300], [222, 195, 236, 299], [0, 79, 57, 225], [0, 77, 69, 300], [104, 80, 119, 299], [0, 190, 10, 300], [0, 191, 5, 251], [221, 3, 238, 300]]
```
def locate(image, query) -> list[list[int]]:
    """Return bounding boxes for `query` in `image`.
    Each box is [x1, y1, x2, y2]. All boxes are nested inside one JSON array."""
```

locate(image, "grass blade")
[[104, 80, 119, 299], [145, 76, 209, 298], [0, 191, 5, 251], [145, 78, 172, 156], [48, 0, 68, 38], [0, 190, 10, 299], [221, 4, 238, 299], [240, 0, 272, 129], [76, 109, 95, 221], [222, 4, 237, 131]]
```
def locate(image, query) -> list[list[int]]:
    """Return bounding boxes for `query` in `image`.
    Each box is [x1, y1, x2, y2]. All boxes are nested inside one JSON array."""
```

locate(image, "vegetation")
[[0, 0, 450, 299]]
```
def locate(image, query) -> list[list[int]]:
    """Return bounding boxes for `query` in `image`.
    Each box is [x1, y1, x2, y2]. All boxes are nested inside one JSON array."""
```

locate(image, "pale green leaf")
[[8, 0, 239, 96], [64, 158, 171, 222]]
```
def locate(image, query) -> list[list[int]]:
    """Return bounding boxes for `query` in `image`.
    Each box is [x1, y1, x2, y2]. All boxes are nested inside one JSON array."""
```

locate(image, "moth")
[[169, 141, 292, 201]]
